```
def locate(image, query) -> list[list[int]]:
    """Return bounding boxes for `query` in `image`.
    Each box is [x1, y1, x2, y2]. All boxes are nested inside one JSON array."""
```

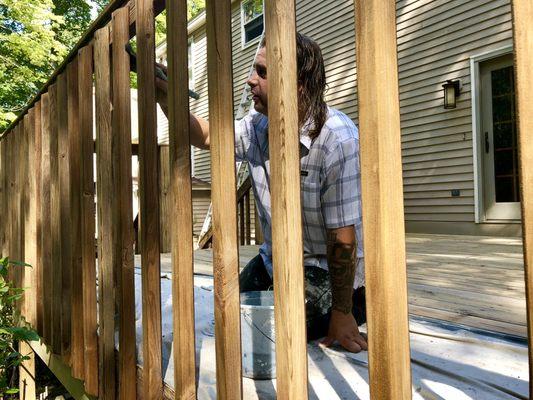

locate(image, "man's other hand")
[[320, 309, 367, 353]]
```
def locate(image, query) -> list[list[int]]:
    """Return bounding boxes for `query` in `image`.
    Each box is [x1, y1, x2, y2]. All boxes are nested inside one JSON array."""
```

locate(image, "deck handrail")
[[0, 0, 531, 399]]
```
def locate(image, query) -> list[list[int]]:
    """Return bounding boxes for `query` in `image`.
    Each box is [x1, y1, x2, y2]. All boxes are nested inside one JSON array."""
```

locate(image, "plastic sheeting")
[[132, 269, 528, 400]]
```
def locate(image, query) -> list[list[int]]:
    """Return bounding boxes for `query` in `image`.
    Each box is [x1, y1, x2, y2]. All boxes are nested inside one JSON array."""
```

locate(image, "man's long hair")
[[261, 33, 328, 141]]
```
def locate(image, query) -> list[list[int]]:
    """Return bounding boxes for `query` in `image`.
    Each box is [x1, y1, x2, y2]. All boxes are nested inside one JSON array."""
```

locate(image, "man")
[[153, 33, 367, 353]]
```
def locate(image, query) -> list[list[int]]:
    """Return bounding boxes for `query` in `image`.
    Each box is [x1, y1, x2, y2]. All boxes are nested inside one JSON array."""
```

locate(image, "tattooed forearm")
[[327, 231, 356, 314]]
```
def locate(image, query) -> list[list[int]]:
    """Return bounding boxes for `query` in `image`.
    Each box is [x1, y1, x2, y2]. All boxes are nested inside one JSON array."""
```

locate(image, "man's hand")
[[321, 310, 368, 353]]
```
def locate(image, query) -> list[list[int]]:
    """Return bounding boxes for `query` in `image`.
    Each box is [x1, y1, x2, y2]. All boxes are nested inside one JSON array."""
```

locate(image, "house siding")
[[179, 0, 517, 235]]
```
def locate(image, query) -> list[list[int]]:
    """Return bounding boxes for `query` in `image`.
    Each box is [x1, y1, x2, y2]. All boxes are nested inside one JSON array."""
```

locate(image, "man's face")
[[247, 47, 268, 116]]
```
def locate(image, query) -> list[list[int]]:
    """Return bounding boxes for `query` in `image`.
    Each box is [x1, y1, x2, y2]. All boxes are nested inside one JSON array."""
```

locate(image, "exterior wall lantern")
[[442, 79, 461, 109]]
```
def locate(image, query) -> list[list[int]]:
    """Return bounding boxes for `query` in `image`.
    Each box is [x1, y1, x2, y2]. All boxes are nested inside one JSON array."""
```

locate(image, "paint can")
[[240, 291, 276, 379]]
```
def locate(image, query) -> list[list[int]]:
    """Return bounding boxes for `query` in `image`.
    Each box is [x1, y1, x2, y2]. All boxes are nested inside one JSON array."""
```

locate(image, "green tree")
[[0, 0, 66, 130], [0, 0, 205, 131], [188, 0, 205, 20]]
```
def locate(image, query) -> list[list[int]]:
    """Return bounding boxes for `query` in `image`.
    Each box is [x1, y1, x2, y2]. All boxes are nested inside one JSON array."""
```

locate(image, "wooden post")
[[19, 341, 36, 400], [67, 59, 85, 380], [94, 26, 117, 400], [49, 82, 63, 355], [14, 121, 24, 308], [245, 193, 251, 245], [206, 0, 243, 398], [511, 0, 533, 393], [78, 44, 99, 397], [354, 1, 412, 399], [34, 100, 44, 336], [111, 8, 138, 400], [24, 107, 38, 326], [166, 0, 196, 397], [239, 200, 245, 246], [20, 111, 37, 400], [22, 112, 33, 319], [40, 92, 52, 344], [264, 1, 309, 398], [136, 0, 163, 397], [58, 72, 72, 364]]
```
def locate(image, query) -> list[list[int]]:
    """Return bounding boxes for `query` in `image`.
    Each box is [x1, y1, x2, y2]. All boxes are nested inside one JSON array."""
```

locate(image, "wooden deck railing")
[[0, 0, 531, 399]]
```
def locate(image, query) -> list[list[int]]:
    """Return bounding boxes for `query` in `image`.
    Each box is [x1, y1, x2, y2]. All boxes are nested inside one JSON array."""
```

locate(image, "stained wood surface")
[[40, 93, 52, 343], [78, 44, 99, 397], [57, 72, 72, 364], [355, 1, 412, 399], [511, 0, 533, 389], [49, 82, 63, 355], [112, 8, 138, 400], [136, 0, 163, 397], [23, 109, 36, 326], [34, 101, 44, 335], [166, 0, 197, 397], [67, 60, 85, 380], [94, 26, 117, 400], [158, 234, 526, 339], [206, 0, 243, 398], [264, 1, 308, 398]]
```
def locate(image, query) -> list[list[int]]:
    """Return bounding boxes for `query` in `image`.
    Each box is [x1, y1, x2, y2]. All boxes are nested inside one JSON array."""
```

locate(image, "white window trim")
[[240, 0, 263, 49], [191, 146, 196, 177], [470, 45, 513, 223], [188, 38, 195, 91]]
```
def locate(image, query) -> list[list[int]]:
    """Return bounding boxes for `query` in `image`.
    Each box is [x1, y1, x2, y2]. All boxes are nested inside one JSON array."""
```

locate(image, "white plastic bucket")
[[240, 291, 276, 379]]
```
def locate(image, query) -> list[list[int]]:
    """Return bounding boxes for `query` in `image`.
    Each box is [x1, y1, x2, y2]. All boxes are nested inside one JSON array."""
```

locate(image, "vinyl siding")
[[163, 0, 514, 230], [396, 0, 513, 223]]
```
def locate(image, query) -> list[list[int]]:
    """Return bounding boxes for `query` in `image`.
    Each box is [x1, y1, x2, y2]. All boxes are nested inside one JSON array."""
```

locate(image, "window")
[[241, 0, 263, 46], [188, 38, 195, 90]]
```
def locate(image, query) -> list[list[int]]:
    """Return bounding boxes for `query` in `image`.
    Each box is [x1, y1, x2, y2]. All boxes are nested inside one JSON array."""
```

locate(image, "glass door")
[[480, 54, 521, 221]]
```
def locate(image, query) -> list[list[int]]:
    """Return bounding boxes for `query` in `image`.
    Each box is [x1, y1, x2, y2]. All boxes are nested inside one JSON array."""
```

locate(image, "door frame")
[[470, 45, 514, 223]]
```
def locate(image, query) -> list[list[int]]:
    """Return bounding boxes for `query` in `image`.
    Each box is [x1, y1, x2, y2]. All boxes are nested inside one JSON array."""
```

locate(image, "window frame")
[[240, 0, 264, 48]]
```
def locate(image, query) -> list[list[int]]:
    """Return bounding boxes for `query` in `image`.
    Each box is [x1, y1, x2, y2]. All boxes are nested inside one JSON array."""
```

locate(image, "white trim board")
[[470, 45, 513, 223]]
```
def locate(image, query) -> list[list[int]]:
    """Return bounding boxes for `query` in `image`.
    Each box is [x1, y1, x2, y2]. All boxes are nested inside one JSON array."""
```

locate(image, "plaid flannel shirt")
[[235, 107, 365, 288]]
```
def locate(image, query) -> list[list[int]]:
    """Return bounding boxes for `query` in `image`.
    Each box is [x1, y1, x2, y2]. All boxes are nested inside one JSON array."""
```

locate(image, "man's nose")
[[247, 71, 258, 87]]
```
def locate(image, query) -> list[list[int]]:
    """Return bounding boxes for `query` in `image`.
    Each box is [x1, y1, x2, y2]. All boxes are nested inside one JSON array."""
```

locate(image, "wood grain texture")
[[57, 72, 73, 364], [23, 108, 37, 328], [158, 147, 171, 253], [40, 93, 52, 344], [67, 60, 85, 380], [111, 8, 138, 400], [354, 1, 412, 398], [136, 0, 163, 397], [94, 26, 117, 400], [206, 0, 243, 398], [49, 82, 63, 355], [33, 101, 44, 335], [18, 341, 36, 400], [17, 117, 28, 318], [14, 123, 23, 308], [264, 1, 309, 398], [78, 44, 99, 397], [166, 0, 197, 397], [511, 0, 533, 391]]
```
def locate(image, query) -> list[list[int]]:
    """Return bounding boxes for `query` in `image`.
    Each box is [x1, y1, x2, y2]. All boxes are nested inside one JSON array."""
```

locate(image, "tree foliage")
[[0, 0, 206, 131], [0, 0, 67, 130]]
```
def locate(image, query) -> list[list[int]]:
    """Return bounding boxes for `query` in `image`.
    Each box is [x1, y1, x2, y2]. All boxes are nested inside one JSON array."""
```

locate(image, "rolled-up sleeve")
[[321, 138, 361, 229]]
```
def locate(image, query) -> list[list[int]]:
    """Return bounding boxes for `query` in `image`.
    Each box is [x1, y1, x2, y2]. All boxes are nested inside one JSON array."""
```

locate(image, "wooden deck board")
[[157, 234, 527, 338]]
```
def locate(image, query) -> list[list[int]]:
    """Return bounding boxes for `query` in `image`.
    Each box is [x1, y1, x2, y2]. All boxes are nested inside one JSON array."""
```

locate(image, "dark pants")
[[239, 254, 366, 341]]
